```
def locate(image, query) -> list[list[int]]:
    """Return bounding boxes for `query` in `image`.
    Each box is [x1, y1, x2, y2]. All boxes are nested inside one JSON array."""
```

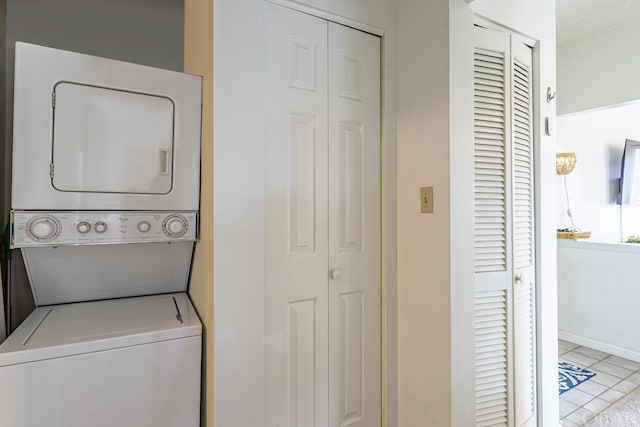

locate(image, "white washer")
[[0, 294, 201, 427]]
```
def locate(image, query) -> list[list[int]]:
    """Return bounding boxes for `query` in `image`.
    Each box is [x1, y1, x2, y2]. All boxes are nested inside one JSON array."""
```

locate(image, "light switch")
[[420, 187, 434, 213]]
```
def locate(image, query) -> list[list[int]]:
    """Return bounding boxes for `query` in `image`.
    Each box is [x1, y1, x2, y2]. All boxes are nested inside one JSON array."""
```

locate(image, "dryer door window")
[[51, 82, 174, 194]]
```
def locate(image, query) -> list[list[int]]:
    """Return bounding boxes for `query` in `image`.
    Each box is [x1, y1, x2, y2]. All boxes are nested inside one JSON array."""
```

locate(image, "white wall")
[[557, 17, 640, 115], [558, 240, 640, 362], [557, 103, 640, 242], [213, 1, 397, 425]]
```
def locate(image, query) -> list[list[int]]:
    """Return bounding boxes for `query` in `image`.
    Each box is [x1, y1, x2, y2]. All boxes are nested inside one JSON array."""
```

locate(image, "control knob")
[[76, 222, 91, 234], [163, 215, 188, 238], [94, 222, 108, 233], [28, 216, 60, 241], [137, 221, 151, 233]]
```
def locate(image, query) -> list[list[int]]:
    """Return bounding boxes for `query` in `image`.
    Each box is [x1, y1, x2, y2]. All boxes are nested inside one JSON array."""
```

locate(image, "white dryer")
[[11, 42, 202, 211], [1, 43, 203, 427]]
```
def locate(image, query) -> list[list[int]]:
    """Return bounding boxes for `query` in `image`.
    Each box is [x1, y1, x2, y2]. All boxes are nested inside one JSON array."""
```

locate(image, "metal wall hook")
[[547, 86, 557, 103]]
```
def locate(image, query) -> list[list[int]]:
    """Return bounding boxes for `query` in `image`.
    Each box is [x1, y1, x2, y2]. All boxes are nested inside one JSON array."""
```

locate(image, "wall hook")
[[547, 86, 557, 103]]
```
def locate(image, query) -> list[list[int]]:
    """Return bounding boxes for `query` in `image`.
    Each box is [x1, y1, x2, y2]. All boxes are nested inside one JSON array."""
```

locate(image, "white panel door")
[[265, 5, 329, 426], [265, 4, 381, 427], [472, 26, 536, 427], [328, 23, 381, 427]]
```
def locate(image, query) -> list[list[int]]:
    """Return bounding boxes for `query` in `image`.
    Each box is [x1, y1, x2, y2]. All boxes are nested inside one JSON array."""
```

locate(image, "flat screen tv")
[[618, 138, 640, 205]]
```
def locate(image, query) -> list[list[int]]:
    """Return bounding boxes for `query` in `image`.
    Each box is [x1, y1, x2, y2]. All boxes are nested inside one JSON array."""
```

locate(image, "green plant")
[[626, 235, 640, 243]]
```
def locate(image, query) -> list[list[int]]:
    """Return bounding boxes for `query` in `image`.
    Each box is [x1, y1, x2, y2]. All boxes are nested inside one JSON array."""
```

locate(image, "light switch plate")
[[420, 186, 434, 213]]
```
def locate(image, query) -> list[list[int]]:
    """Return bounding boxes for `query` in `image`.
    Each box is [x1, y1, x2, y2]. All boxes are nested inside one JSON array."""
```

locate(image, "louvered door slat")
[[475, 290, 509, 427], [474, 46, 507, 274], [511, 56, 533, 271]]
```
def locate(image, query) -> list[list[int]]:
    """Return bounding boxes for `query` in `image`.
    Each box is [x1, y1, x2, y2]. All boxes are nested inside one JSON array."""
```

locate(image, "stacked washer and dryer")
[[0, 43, 203, 426]]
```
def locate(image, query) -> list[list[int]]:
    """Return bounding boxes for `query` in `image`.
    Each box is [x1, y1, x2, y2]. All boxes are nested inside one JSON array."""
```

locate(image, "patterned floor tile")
[[573, 346, 610, 361], [612, 379, 638, 394], [627, 372, 640, 384], [565, 407, 596, 425], [563, 351, 599, 368], [582, 397, 610, 415], [591, 360, 634, 379], [604, 354, 640, 371], [590, 369, 623, 387], [560, 339, 581, 351], [598, 388, 625, 403], [560, 398, 579, 417], [575, 379, 608, 397], [562, 388, 595, 407]]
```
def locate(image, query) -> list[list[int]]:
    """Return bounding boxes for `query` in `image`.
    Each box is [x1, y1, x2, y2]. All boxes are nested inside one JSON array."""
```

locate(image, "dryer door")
[[52, 82, 174, 194]]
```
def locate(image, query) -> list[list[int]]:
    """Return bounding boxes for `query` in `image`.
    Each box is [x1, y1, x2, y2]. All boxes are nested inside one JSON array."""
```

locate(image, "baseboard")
[[559, 330, 640, 363]]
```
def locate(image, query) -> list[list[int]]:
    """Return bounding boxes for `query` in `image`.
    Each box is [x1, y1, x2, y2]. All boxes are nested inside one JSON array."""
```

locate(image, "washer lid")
[[0, 293, 201, 367]]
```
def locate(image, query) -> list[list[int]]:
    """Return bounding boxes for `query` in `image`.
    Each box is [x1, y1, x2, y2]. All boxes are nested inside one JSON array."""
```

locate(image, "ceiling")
[[557, 0, 640, 44]]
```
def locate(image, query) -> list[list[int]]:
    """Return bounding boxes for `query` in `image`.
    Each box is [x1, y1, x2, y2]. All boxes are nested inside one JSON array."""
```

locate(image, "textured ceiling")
[[557, 0, 640, 44]]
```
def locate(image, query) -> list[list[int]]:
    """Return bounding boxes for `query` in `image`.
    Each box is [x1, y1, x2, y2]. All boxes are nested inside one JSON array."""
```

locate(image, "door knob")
[[515, 274, 523, 283], [330, 268, 342, 280]]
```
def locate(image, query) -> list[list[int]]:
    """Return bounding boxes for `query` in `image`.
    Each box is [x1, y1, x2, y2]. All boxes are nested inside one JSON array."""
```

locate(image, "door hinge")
[[52, 92, 56, 108], [49, 163, 54, 179]]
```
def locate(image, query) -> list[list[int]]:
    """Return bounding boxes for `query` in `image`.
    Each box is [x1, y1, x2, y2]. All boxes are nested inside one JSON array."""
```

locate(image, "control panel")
[[11, 211, 197, 248]]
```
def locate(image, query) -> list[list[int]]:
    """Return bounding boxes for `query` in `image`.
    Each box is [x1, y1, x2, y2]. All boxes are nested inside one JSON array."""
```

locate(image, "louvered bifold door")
[[473, 26, 538, 427], [510, 39, 536, 427], [473, 26, 514, 427]]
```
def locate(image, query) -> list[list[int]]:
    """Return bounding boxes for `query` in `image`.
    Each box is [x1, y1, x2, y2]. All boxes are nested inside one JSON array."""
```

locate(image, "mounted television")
[[618, 138, 640, 205]]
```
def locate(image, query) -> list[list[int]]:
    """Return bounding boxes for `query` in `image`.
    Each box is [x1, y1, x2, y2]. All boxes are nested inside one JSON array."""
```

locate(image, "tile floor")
[[559, 339, 640, 426]]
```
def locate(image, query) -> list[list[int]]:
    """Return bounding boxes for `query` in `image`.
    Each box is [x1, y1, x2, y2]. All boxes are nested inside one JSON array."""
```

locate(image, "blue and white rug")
[[559, 361, 596, 395]]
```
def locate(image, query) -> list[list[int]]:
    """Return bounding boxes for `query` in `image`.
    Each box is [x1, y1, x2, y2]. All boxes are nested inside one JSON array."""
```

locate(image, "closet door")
[[472, 26, 536, 427], [510, 38, 536, 427], [265, 5, 329, 426], [265, 4, 381, 427], [328, 23, 381, 427]]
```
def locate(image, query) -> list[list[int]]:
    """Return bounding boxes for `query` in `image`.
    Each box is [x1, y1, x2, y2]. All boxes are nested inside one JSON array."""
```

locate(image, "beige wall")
[[184, 2, 214, 427], [396, 0, 452, 425]]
